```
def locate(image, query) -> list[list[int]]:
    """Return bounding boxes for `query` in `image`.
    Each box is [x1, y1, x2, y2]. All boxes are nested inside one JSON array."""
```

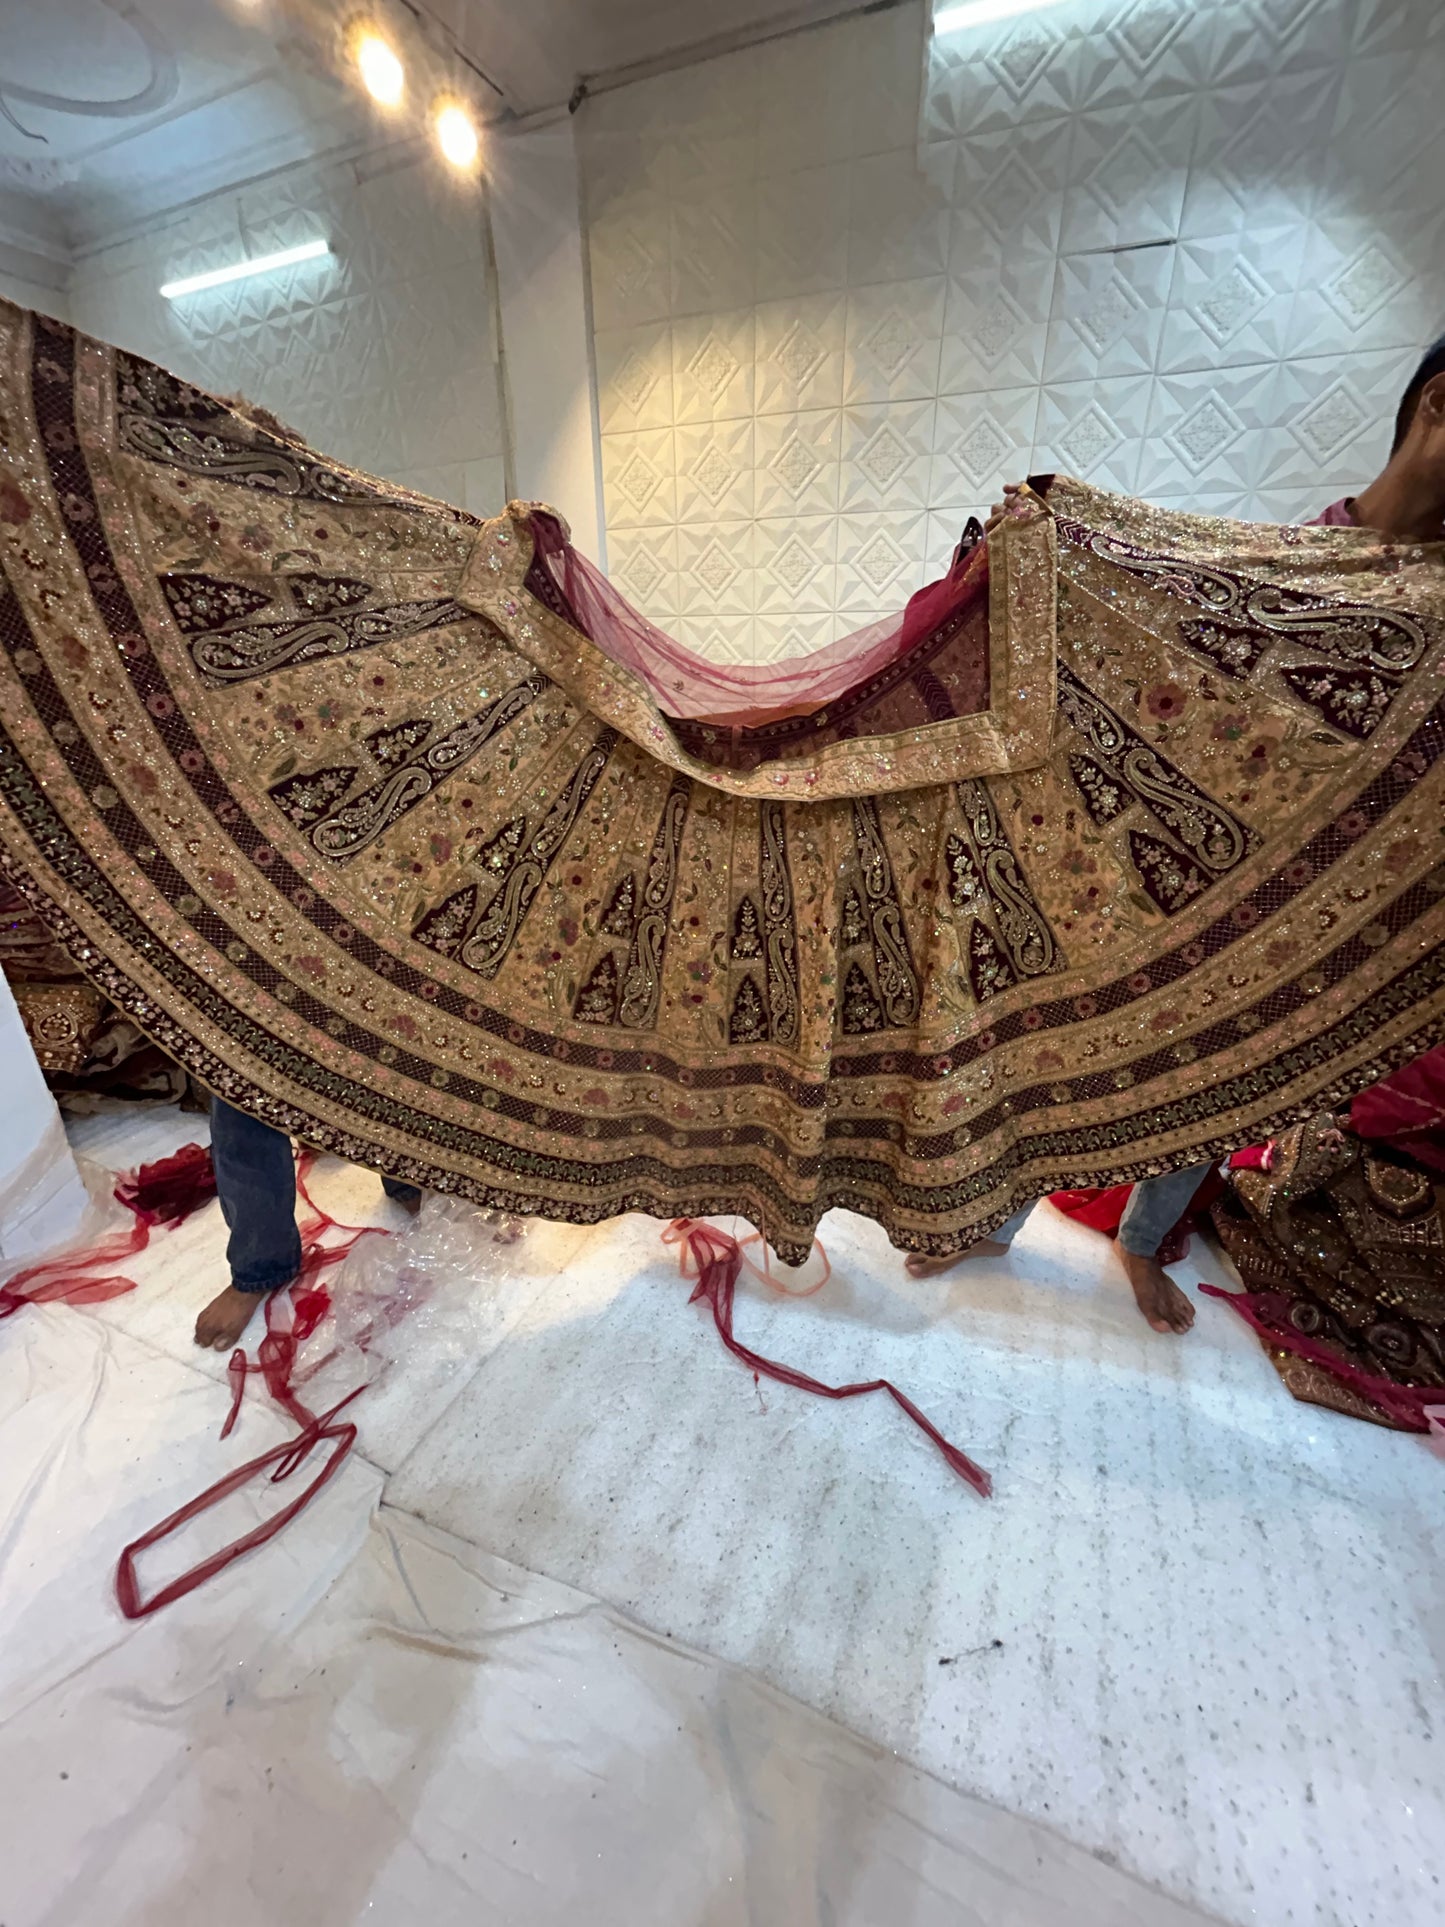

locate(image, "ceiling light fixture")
[[934, 0, 1069, 33], [160, 239, 332, 300], [356, 31, 405, 106], [435, 101, 479, 170]]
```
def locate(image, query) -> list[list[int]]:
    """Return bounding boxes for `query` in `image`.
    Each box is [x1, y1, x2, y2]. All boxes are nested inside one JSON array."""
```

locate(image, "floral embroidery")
[[1, 313, 1439, 1264]]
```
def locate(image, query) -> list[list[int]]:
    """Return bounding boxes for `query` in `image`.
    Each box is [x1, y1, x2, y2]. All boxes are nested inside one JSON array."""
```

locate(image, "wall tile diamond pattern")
[[582, 0, 1443, 660], [65, 154, 505, 516]]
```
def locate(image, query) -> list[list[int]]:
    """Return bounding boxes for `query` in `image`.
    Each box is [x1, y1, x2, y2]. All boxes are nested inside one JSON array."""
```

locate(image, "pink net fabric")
[[529, 513, 987, 726]]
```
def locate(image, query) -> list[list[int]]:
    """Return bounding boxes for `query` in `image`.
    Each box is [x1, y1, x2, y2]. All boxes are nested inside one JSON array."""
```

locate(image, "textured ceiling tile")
[[1158, 227, 1304, 374], [754, 409, 844, 519], [846, 149, 952, 289], [836, 511, 929, 615], [1035, 375, 1152, 495], [754, 516, 839, 614], [1045, 246, 1174, 385], [670, 188, 756, 318]]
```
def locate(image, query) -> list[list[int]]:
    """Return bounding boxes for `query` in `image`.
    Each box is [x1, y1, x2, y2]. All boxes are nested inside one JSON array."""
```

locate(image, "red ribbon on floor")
[[664, 1219, 991, 1498], [116, 1151, 394, 1620], [0, 1218, 151, 1318], [114, 1385, 365, 1620], [0, 1141, 218, 1319]]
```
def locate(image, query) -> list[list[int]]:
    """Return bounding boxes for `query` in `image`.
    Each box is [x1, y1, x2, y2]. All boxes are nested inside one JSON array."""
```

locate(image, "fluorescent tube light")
[[935, 0, 1069, 33], [160, 239, 332, 300]]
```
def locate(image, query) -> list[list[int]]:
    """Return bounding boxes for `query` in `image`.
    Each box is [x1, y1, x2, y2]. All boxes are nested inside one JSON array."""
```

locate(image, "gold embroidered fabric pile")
[[2, 299, 1442, 1260]]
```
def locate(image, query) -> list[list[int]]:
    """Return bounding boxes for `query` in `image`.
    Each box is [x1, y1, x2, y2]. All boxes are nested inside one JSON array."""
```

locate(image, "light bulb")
[[435, 102, 479, 169], [356, 33, 404, 107]]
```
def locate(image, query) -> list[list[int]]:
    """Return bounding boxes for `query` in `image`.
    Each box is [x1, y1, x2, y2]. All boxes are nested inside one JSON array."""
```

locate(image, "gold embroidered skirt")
[[1, 299, 1442, 1259]]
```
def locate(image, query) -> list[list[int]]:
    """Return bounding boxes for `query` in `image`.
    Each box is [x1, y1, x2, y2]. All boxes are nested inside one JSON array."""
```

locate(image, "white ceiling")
[[0, 0, 873, 271]]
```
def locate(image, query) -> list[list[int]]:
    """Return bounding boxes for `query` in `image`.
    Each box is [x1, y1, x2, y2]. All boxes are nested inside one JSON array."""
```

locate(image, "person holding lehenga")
[[1, 297, 1441, 1403], [909, 335, 1445, 1342]]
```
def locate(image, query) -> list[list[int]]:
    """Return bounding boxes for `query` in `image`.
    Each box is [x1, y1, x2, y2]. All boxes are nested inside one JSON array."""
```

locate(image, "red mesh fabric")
[[117, 1150, 392, 1620], [532, 512, 987, 726], [114, 1140, 217, 1227], [0, 1221, 150, 1317], [1, 1141, 219, 1317], [1349, 1041, 1445, 1175]]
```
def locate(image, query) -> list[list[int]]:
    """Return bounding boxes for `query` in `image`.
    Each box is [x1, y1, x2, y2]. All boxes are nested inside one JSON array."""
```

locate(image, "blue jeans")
[[991, 1162, 1214, 1258], [210, 1099, 421, 1293]]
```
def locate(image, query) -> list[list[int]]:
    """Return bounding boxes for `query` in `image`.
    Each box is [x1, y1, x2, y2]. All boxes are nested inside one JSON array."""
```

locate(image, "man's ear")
[[1417, 369, 1445, 428]]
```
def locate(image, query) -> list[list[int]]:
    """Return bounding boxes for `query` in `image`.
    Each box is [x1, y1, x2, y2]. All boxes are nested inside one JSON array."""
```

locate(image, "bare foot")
[[194, 1284, 271, 1352], [1114, 1243, 1195, 1334], [905, 1238, 1012, 1279]]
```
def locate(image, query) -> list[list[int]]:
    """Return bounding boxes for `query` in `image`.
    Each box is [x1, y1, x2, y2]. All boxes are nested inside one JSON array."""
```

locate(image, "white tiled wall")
[[66, 151, 507, 514], [580, 0, 1445, 662], [0, 261, 69, 326]]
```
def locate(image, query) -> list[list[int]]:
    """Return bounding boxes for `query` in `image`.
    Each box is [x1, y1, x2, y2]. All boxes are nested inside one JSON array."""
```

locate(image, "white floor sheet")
[[1, 1104, 1440, 1925]]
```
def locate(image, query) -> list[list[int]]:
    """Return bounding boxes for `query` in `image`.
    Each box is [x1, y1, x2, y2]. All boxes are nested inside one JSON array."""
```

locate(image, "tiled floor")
[[46, 1105, 1445, 1925]]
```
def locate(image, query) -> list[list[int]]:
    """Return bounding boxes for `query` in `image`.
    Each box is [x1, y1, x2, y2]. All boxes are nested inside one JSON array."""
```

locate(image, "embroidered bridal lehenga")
[[2, 297, 1443, 1262]]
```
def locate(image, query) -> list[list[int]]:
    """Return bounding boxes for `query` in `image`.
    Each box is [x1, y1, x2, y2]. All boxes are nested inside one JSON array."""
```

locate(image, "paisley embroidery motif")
[[366, 718, 435, 768], [1058, 664, 1254, 876], [117, 352, 473, 518], [1058, 516, 1429, 675], [731, 894, 762, 960], [268, 762, 357, 829], [412, 883, 479, 958], [945, 831, 985, 909], [461, 729, 618, 978], [308, 675, 546, 860], [851, 796, 920, 1028], [188, 596, 469, 685], [601, 872, 637, 937], [473, 815, 528, 877], [966, 919, 1016, 1001], [950, 778, 1060, 979], [288, 574, 373, 616], [159, 573, 274, 632], [840, 888, 866, 949], [1068, 752, 1131, 827], [1176, 617, 1269, 680], [760, 800, 800, 1046], [840, 961, 884, 1036], [619, 773, 692, 1030]]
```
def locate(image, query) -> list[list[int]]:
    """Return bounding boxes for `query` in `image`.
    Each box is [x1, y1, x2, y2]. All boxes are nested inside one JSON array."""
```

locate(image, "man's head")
[[1390, 333, 1445, 462], [1355, 333, 1445, 539]]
